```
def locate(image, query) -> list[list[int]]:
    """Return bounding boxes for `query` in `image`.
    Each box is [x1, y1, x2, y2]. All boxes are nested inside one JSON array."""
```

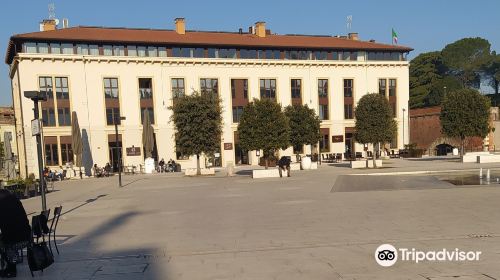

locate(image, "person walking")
[[278, 156, 291, 178], [0, 189, 31, 278]]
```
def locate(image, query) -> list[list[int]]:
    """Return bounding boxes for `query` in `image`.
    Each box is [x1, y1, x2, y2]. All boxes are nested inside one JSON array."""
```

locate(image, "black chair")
[[336, 153, 342, 162], [355, 152, 363, 160], [48, 206, 63, 255]]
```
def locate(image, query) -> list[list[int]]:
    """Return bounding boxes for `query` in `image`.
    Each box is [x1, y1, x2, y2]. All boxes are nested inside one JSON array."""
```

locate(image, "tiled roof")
[[6, 26, 413, 64]]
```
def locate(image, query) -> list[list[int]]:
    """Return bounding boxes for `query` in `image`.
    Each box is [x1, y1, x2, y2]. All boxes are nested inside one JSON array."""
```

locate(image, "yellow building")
[[5, 18, 412, 178]]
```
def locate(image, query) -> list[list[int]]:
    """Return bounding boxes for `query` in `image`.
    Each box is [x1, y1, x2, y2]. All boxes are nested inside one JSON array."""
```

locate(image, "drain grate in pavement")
[[467, 233, 494, 238], [95, 263, 149, 275], [423, 274, 496, 280]]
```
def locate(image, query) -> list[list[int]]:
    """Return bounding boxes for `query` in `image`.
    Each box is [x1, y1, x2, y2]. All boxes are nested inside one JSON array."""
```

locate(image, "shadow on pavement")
[[16, 211, 166, 279]]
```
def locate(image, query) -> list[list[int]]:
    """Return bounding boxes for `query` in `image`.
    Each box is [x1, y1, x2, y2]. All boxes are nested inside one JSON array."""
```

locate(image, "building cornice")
[[14, 53, 409, 68]]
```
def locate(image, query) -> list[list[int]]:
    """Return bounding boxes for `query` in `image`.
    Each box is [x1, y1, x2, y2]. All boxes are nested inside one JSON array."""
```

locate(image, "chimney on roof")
[[348, 32, 359, 40], [175, 18, 186, 35], [62, 18, 69, 28], [369, 39, 376, 43], [40, 19, 57, 32], [255, 21, 266, 38]]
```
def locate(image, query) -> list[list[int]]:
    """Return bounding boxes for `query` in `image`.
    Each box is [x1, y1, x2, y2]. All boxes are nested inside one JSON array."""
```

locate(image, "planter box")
[[259, 158, 277, 167], [290, 163, 301, 171], [185, 168, 215, 176], [477, 154, 500, 163], [350, 160, 382, 169], [252, 168, 281, 178]]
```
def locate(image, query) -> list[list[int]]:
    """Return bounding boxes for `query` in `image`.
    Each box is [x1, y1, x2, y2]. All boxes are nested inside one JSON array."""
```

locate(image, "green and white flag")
[[392, 28, 398, 45]]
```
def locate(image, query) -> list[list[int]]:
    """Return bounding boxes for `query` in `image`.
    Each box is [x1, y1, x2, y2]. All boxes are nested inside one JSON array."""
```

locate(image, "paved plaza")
[[15, 158, 500, 279]]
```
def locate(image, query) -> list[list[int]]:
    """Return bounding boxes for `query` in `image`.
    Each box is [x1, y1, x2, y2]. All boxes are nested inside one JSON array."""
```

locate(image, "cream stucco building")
[[6, 18, 412, 178]]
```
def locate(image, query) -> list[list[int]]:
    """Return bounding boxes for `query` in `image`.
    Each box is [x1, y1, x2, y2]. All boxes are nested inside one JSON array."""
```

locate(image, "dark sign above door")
[[224, 143, 233, 150], [332, 135, 344, 143], [126, 146, 141, 156]]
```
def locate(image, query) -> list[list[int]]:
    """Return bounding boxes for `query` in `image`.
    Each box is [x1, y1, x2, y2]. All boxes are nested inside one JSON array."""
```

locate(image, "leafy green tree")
[[441, 37, 491, 88], [284, 104, 321, 157], [169, 91, 223, 175], [354, 94, 397, 167], [409, 51, 448, 108], [483, 52, 500, 94], [238, 98, 290, 169], [440, 88, 491, 156], [423, 76, 462, 107]]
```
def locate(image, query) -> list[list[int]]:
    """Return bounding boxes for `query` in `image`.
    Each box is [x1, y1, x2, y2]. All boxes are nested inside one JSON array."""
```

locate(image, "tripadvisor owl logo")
[[375, 244, 397, 267], [375, 244, 482, 267]]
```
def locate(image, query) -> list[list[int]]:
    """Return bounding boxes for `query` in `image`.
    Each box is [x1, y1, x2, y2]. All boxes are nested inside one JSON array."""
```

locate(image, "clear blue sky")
[[1, 0, 499, 105]]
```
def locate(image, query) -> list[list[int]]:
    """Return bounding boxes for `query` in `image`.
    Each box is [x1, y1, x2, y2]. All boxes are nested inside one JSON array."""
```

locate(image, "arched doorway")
[[435, 143, 454, 156]]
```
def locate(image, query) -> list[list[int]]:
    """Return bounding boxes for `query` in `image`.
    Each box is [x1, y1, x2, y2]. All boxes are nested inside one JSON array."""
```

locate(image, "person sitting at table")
[[0, 189, 31, 278]]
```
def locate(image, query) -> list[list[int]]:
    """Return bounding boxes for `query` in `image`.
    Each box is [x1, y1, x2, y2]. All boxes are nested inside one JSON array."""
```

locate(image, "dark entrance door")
[[345, 132, 355, 160], [108, 137, 122, 172], [234, 132, 248, 165]]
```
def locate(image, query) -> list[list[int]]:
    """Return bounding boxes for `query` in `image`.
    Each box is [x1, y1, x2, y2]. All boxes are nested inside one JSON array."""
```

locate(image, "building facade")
[[409, 106, 494, 155], [6, 18, 412, 178]]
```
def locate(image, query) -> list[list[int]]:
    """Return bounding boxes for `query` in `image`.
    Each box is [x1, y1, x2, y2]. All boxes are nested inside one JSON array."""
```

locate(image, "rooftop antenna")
[[48, 3, 55, 19], [346, 15, 352, 33]]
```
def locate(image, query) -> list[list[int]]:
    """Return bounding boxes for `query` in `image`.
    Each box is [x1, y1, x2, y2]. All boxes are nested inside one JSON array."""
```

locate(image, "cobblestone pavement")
[[15, 158, 500, 279]]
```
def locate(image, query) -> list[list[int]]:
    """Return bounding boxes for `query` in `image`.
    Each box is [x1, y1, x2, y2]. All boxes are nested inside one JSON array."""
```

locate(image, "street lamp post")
[[24, 90, 47, 211], [114, 115, 126, 187], [402, 108, 406, 149]]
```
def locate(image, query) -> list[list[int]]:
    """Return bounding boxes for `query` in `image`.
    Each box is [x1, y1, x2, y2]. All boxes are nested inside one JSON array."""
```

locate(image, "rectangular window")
[[318, 79, 328, 98], [106, 108, 121, 125], [291, 79, 302, 99], [218, 48, 236, 58], [127, 46, 137, 56], [260, 79, 277, 99], [232, 106, 244, 123], [379, 79, 387, 95], [38, 43, 49, 54], [231, 79, 248, 99], [104, 78, 119, 99], [208, 48, 217, 58], [139, 78, 153, 99], [55, 77, 69, 99], [158, 47, 167, 57], [39, 76, 53, 99], [50, 43, 61, 54], [314, 51, 328, 60], [342, 51, 351, 60], [265, 50, 280, 59], [344, 104, 354, 119], [42, 108, 56, 127], [319, 104, 329, 120], [147, 47, 158, 57], [344, 79, 353, 97], [240, 49, 257, 59], [61, 143, 73, 164], [76, 44, 89, 55], [389, 79, 397, 96], [44, 143, 58, 166], [200, 78, 218, 95], [193, 48, 204, 58], [113, 46, 125, 56], [171, 78, 185, 98], [331, 51, 339, 60], [25, 42, 37, 53], [320, 130, 330, 152], [137, 46, 147, 57], [58, 107, 71, 126], [140, 107, 155, 124], [89, 45, 99, 55], [61, 43, 73, 54], [103, 45, 113, 56]]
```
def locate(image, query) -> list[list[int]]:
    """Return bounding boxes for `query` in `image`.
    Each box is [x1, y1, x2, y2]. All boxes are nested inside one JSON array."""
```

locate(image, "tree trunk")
[[196, 154, 201, 175], [265, 157, 269, 170], [460, 137, 465, 157], [373, 143, 378, 168]]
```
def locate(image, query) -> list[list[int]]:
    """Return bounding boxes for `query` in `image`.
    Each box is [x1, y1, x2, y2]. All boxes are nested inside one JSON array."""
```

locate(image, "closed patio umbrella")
[[71, 111, 83, 177], [3, 131, 15, 179], [142, 109, 154, 158]]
